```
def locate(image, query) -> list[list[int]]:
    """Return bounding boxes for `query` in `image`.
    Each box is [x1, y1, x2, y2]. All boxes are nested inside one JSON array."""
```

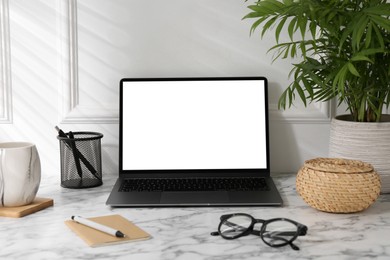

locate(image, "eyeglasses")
[[210, 213, 308, 250]]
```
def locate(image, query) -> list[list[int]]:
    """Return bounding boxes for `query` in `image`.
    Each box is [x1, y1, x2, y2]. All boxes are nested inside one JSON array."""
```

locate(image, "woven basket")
[[296, 158, 381, 213]]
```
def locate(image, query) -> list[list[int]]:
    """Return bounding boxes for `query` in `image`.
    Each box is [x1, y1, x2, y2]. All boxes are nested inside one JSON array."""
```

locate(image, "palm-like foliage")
[[244, 0, 390, 122]]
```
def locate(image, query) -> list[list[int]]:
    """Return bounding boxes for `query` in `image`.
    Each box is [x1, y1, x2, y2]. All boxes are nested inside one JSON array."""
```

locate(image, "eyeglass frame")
[[211, 213, 308, 250]]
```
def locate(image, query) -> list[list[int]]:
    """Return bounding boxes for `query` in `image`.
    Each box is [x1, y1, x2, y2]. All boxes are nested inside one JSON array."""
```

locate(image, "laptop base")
[[106, 177, 283, 207]]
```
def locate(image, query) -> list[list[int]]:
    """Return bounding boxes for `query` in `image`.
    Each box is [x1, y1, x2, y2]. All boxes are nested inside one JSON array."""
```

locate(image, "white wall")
[[0, 0, 333, 181]]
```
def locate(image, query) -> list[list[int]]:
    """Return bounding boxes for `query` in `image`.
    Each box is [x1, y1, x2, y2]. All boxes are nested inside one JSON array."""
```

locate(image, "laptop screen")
[[120, 77, 269, 172]]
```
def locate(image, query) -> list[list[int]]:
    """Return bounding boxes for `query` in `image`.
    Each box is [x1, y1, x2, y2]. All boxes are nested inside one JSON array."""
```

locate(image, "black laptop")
[[106, 77, 283, 207]]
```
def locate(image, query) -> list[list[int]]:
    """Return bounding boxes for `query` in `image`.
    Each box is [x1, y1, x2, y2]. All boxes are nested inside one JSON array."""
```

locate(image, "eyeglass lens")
[[220, 215, 252, 238], [261, 220, 298, 247]]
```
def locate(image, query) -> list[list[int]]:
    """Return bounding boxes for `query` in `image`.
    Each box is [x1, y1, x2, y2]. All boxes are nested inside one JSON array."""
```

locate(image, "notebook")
[[106, 77, 283, 206], [65, 214, 151, 247]]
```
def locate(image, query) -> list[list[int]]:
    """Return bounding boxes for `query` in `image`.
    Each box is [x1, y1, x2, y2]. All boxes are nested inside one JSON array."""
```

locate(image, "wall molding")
[[0, 0, 13, 124], [57, 0, 332, 124], [58, 0, 118, 124], [269, 100, 334, 123]]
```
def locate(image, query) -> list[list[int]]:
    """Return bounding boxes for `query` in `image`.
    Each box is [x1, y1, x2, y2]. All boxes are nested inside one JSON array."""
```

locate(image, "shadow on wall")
[[269, 121, 301, 174], [267, 81, 331, 173], [101, 143, 119, 176], [268, 80, 301, 173]]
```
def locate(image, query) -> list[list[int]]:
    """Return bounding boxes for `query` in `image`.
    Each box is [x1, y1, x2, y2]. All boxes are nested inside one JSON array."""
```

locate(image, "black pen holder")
[[57, 132, 103, 189]]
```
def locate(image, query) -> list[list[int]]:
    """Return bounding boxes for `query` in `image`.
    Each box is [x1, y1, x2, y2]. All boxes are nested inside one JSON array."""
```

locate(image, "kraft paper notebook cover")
[[65, 214, 151, 247]]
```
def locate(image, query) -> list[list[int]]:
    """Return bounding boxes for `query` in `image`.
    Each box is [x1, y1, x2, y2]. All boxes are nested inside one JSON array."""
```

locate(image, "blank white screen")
[[122, 79, 267, 170]]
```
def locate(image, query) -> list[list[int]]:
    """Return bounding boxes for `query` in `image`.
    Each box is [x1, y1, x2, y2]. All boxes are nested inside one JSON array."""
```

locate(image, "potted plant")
[[244, 0, 390, 192]]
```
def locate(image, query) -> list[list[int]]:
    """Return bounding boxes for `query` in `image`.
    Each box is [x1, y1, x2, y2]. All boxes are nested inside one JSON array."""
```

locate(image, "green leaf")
[[351, 54, 373, 63], [306, 71, 324, 87], [294, 82, 307, 106], [262, 17, 278, 38], [288, 17, 297, 41], [282, 44, 291, 59], [260, 0, 284, 11], [278, 90, 287, 109], [247, 5, 269, 14], [352, 16, 369, 51], [365, 4, 390, 16], [365, 22, 373, 48], [358, 48, 385, 56], [326, 10, 338, 23], [242, 12, 266, 19], [347, 63, 360, 77], [302, 76, 314, 98], [300, 41, 307, 59], [278, 87, 293, 109], [267, 42, 293, 61], [372, 23, 385, 49], [275, 16, 288, 43], [248, 16, 269, 35], [309, 21, 317, 39], [288, 87, 293, 108], [290, 43, 297, 57], [298, 15, 308, 40], [369, 15, 390, 32], [333, 64, 349, 94], [339, 26, 354, 53], [358, 96, 367, 122]]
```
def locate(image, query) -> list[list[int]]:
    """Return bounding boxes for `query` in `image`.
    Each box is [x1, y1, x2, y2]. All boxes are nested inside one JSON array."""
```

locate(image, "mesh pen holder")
[[58, 132, 103, 189]]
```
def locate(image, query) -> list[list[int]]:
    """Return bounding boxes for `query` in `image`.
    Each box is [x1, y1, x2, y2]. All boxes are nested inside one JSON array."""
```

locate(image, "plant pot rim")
[[334, 114, 390, 123]]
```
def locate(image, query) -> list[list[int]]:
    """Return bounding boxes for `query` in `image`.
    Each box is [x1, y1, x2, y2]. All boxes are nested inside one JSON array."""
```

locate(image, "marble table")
[[0, 173, 389, 260]]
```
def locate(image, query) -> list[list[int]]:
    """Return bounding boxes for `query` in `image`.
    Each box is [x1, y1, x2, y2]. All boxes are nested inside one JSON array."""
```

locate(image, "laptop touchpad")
[[160, 191, 229, 204]]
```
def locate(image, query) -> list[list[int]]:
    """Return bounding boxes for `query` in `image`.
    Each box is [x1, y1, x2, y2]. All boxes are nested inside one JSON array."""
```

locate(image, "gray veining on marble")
[[0, 173, 389, 260]]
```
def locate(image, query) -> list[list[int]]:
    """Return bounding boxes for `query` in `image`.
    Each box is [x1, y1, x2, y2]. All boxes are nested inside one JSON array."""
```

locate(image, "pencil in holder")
[[57, 131, 103, 189]]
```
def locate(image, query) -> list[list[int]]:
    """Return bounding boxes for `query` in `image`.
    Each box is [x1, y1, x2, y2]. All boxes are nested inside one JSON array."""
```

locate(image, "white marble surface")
[[0, 173, 389, 260]]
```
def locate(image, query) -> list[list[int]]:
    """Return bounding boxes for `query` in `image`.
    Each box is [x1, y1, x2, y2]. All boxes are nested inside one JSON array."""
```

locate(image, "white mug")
[[0, 142, 41, 207]]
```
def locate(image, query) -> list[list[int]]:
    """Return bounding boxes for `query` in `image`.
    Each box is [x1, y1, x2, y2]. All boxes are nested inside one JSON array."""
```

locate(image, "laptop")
[[106, 77, 283, 207]]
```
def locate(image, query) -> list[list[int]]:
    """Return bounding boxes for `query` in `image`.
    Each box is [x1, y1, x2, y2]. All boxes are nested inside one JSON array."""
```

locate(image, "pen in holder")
[[56, 127, 103, 188]]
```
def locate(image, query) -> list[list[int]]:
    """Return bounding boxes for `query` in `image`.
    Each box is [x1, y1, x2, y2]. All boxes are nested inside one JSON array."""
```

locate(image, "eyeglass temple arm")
[[262, 233, 300, 251], [263, 230, 306, 236]]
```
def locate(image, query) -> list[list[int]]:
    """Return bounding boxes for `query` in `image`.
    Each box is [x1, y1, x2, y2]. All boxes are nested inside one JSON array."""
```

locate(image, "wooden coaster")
[[0, 197, 54, 218]]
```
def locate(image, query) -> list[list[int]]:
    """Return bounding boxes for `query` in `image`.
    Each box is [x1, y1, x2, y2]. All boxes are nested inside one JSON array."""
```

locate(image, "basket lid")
[[303, 158, 374, 174]]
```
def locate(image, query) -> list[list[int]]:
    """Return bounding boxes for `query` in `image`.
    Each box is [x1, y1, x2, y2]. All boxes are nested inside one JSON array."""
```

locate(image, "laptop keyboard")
[[119, 177, 269, 192]]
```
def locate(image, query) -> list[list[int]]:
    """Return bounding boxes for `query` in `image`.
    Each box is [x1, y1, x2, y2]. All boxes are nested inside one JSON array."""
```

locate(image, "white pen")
[[71, 216, 126, 238]]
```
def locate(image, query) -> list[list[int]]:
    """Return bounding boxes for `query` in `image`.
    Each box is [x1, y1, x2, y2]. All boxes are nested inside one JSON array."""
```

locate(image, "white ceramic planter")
[[329, 115, 390, 193], [0, 142, 41, 207]]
